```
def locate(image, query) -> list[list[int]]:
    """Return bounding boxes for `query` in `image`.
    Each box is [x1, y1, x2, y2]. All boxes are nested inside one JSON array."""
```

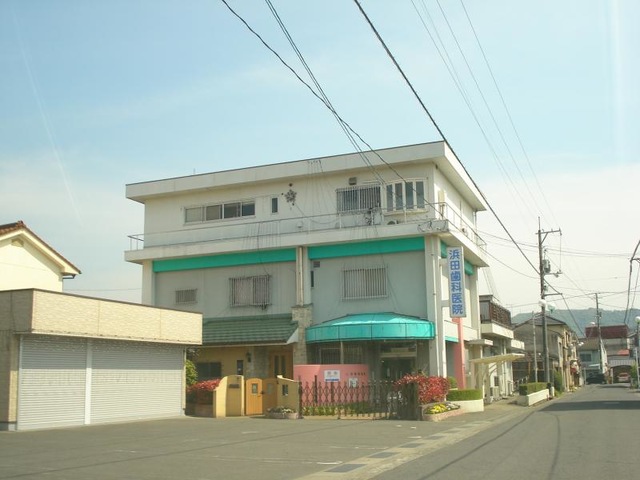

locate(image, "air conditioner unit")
[[348, 177, 357, 185]]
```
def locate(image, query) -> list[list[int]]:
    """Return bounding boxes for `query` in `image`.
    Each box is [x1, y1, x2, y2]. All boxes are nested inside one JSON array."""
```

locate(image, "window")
[[579, 352, 592, 363], [336, 184, 381, 213], [185, 207, 203, 223], [271, 197, 278, 214], [175, 288, 197, 304], [230, 275, 271, 307], [344, 344, 364, 363], [273, 355, 286, 377], [343, 266, 387, 299], [386, 180, 426, 212], [185, 200, 255, 223], [196, 362, 222, 380]]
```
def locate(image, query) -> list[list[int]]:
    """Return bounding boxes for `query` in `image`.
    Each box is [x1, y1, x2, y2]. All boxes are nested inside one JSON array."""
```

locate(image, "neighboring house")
[[125, 141, 492, 391], [477, 295, 525, 398], [513, 314, 580, 390], [582, 324, 632, 381], [0, 220, 80, 291], [0, 221, 202, 431]]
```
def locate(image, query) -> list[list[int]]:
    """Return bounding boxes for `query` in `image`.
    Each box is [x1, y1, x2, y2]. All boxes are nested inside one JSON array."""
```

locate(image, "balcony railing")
[[127, 202, 485, 252]]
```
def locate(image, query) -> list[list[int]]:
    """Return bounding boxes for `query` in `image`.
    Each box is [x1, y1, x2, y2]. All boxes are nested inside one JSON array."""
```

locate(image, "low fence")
[[299, 380, 419, 420]]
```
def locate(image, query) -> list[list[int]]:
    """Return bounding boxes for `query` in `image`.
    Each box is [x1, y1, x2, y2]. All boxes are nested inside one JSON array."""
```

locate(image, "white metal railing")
[[126, 202, 485, 252]]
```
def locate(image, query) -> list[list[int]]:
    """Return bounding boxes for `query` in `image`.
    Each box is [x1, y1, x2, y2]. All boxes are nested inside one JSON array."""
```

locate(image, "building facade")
[[125, 142, 492, 388], [513, 314, 580, 391], [477, 295, 525, 398]]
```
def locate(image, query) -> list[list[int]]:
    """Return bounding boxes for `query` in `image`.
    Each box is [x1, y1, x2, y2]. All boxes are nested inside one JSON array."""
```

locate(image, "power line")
[[459, 0, 560, 228], [352, 0, 539, 276], [220, 0, 439, 212], [433, 0, 544, 222]]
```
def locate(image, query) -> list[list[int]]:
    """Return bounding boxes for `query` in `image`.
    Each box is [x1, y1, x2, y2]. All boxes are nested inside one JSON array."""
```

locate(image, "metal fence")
[[299, 380, 419, 420]]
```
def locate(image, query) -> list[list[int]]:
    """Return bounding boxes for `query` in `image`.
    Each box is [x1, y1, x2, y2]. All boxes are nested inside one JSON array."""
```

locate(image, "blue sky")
[[1, 0, 638, 318]]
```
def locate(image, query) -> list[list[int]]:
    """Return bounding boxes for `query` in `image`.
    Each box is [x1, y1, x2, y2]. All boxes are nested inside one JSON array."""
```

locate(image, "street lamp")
[[635, 317, 640, 391]]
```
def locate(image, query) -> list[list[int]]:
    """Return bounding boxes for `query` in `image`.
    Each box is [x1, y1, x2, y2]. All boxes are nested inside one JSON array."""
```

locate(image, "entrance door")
[[245, 377, 279, 415], [245, 378, 263, 416], [262, 378, 278, 413], [381, 358, 415, 380]]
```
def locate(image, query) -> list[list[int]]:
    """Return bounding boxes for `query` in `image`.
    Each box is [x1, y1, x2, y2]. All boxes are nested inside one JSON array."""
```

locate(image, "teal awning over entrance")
[[306, 313, 435, 343]]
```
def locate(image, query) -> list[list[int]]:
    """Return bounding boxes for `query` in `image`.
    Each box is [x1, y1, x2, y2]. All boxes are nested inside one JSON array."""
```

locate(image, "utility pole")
[[532, 312, 538, 382], [595, 293, 603, 373], [537, 218, 561, 387]]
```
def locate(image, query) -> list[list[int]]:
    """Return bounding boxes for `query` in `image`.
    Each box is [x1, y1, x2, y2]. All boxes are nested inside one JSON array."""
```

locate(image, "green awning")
[[202, 315, 297, 345], [306, 313, 435, 343]]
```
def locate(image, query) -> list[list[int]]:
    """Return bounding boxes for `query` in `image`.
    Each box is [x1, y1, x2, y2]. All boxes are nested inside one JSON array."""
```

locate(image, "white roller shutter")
[[18, 336, 87, 431], [90, 340, 184, 424]]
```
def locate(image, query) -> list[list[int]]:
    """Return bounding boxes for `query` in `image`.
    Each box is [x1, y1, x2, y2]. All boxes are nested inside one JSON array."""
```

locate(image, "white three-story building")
[[125, 141, 490, 387]]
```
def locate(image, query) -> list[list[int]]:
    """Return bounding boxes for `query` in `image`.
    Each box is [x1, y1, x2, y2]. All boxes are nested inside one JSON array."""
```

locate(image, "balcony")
[[480, 321, 515, 340], [126, 202, 488, 264]]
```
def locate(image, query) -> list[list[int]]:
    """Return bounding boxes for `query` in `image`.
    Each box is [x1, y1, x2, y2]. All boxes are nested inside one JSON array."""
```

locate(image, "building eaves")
[[0, 220, 81, 275]]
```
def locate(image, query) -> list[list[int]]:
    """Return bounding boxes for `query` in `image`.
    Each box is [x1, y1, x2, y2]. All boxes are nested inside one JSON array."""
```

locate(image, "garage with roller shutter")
[[1, 289, 201, 431]]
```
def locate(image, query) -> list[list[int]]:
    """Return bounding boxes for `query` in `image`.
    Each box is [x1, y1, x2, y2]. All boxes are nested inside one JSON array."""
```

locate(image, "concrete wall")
[[154, 262, 296, 318], [310, 251, 428, 325], [0, 289, 202, 345], [0, 289, 202, 344]]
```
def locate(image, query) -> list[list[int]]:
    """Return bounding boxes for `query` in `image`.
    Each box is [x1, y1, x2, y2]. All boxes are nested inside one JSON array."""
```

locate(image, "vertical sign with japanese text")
[[447, 246, 466, 317]]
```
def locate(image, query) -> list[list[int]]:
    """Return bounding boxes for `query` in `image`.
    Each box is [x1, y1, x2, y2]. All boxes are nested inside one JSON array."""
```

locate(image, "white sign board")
[[447, 246, 467, 317]]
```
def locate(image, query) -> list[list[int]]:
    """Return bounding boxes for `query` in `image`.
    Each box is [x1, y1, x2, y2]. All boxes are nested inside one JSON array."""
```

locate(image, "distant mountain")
[[512, 308, 640, 337]]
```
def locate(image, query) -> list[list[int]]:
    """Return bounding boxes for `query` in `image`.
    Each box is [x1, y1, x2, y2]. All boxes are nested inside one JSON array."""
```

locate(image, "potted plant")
[[266, 406, 298, 419]]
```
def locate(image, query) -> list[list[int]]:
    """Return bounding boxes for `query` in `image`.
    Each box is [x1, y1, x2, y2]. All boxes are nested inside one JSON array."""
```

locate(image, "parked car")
[[616, 372, 631, 383], [586, 373, 606, 384]]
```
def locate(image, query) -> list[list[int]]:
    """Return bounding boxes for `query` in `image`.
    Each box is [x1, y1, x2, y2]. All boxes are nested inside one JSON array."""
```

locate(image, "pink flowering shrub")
[[395, 374, 449, 404], [187, 379, 221, 404]]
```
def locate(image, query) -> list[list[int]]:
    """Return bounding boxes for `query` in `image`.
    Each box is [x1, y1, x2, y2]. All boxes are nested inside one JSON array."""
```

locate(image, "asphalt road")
[[1, 386, 637, 479], [372, 383, 640, 480]]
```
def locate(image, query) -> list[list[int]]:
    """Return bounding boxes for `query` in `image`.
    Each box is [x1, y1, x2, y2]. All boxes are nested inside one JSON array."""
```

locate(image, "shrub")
[[446, 388, 482, 401], [185, 359, 198, 387], [268, 406, 296, 414], [518, 382, 548, 395], [553, 371, 564, 393], [447, 376, 458, 389], [187, 379, 221, 404], [395, 374, 449, 404]]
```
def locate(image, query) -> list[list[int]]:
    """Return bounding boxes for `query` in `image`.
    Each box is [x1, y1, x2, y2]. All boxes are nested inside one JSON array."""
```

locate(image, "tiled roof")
[[202, 315, 297, 345], [0, 220, 81, 274], [0, 220, 26, 236]]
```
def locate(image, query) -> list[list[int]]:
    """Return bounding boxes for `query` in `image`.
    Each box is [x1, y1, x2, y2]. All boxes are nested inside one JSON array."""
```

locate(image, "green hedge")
[[518, 382, 548, 395], [446, 389, 482, 401]]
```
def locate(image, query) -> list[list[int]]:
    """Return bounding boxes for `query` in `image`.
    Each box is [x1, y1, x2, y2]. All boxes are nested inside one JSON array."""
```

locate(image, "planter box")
[[193, 404, 214, 417], [516, 389, 549, 407], [453, 399, 484, 413], [422, 408, 464, 422]]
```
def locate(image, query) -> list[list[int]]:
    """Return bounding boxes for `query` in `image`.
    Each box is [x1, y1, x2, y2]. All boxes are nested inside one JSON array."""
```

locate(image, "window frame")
[[229, 274, 271, 307], [336, 184, 381, 213], [184, 199, 256, 224], [342, 265, 388, 300], [386, 179, 426, 212]]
